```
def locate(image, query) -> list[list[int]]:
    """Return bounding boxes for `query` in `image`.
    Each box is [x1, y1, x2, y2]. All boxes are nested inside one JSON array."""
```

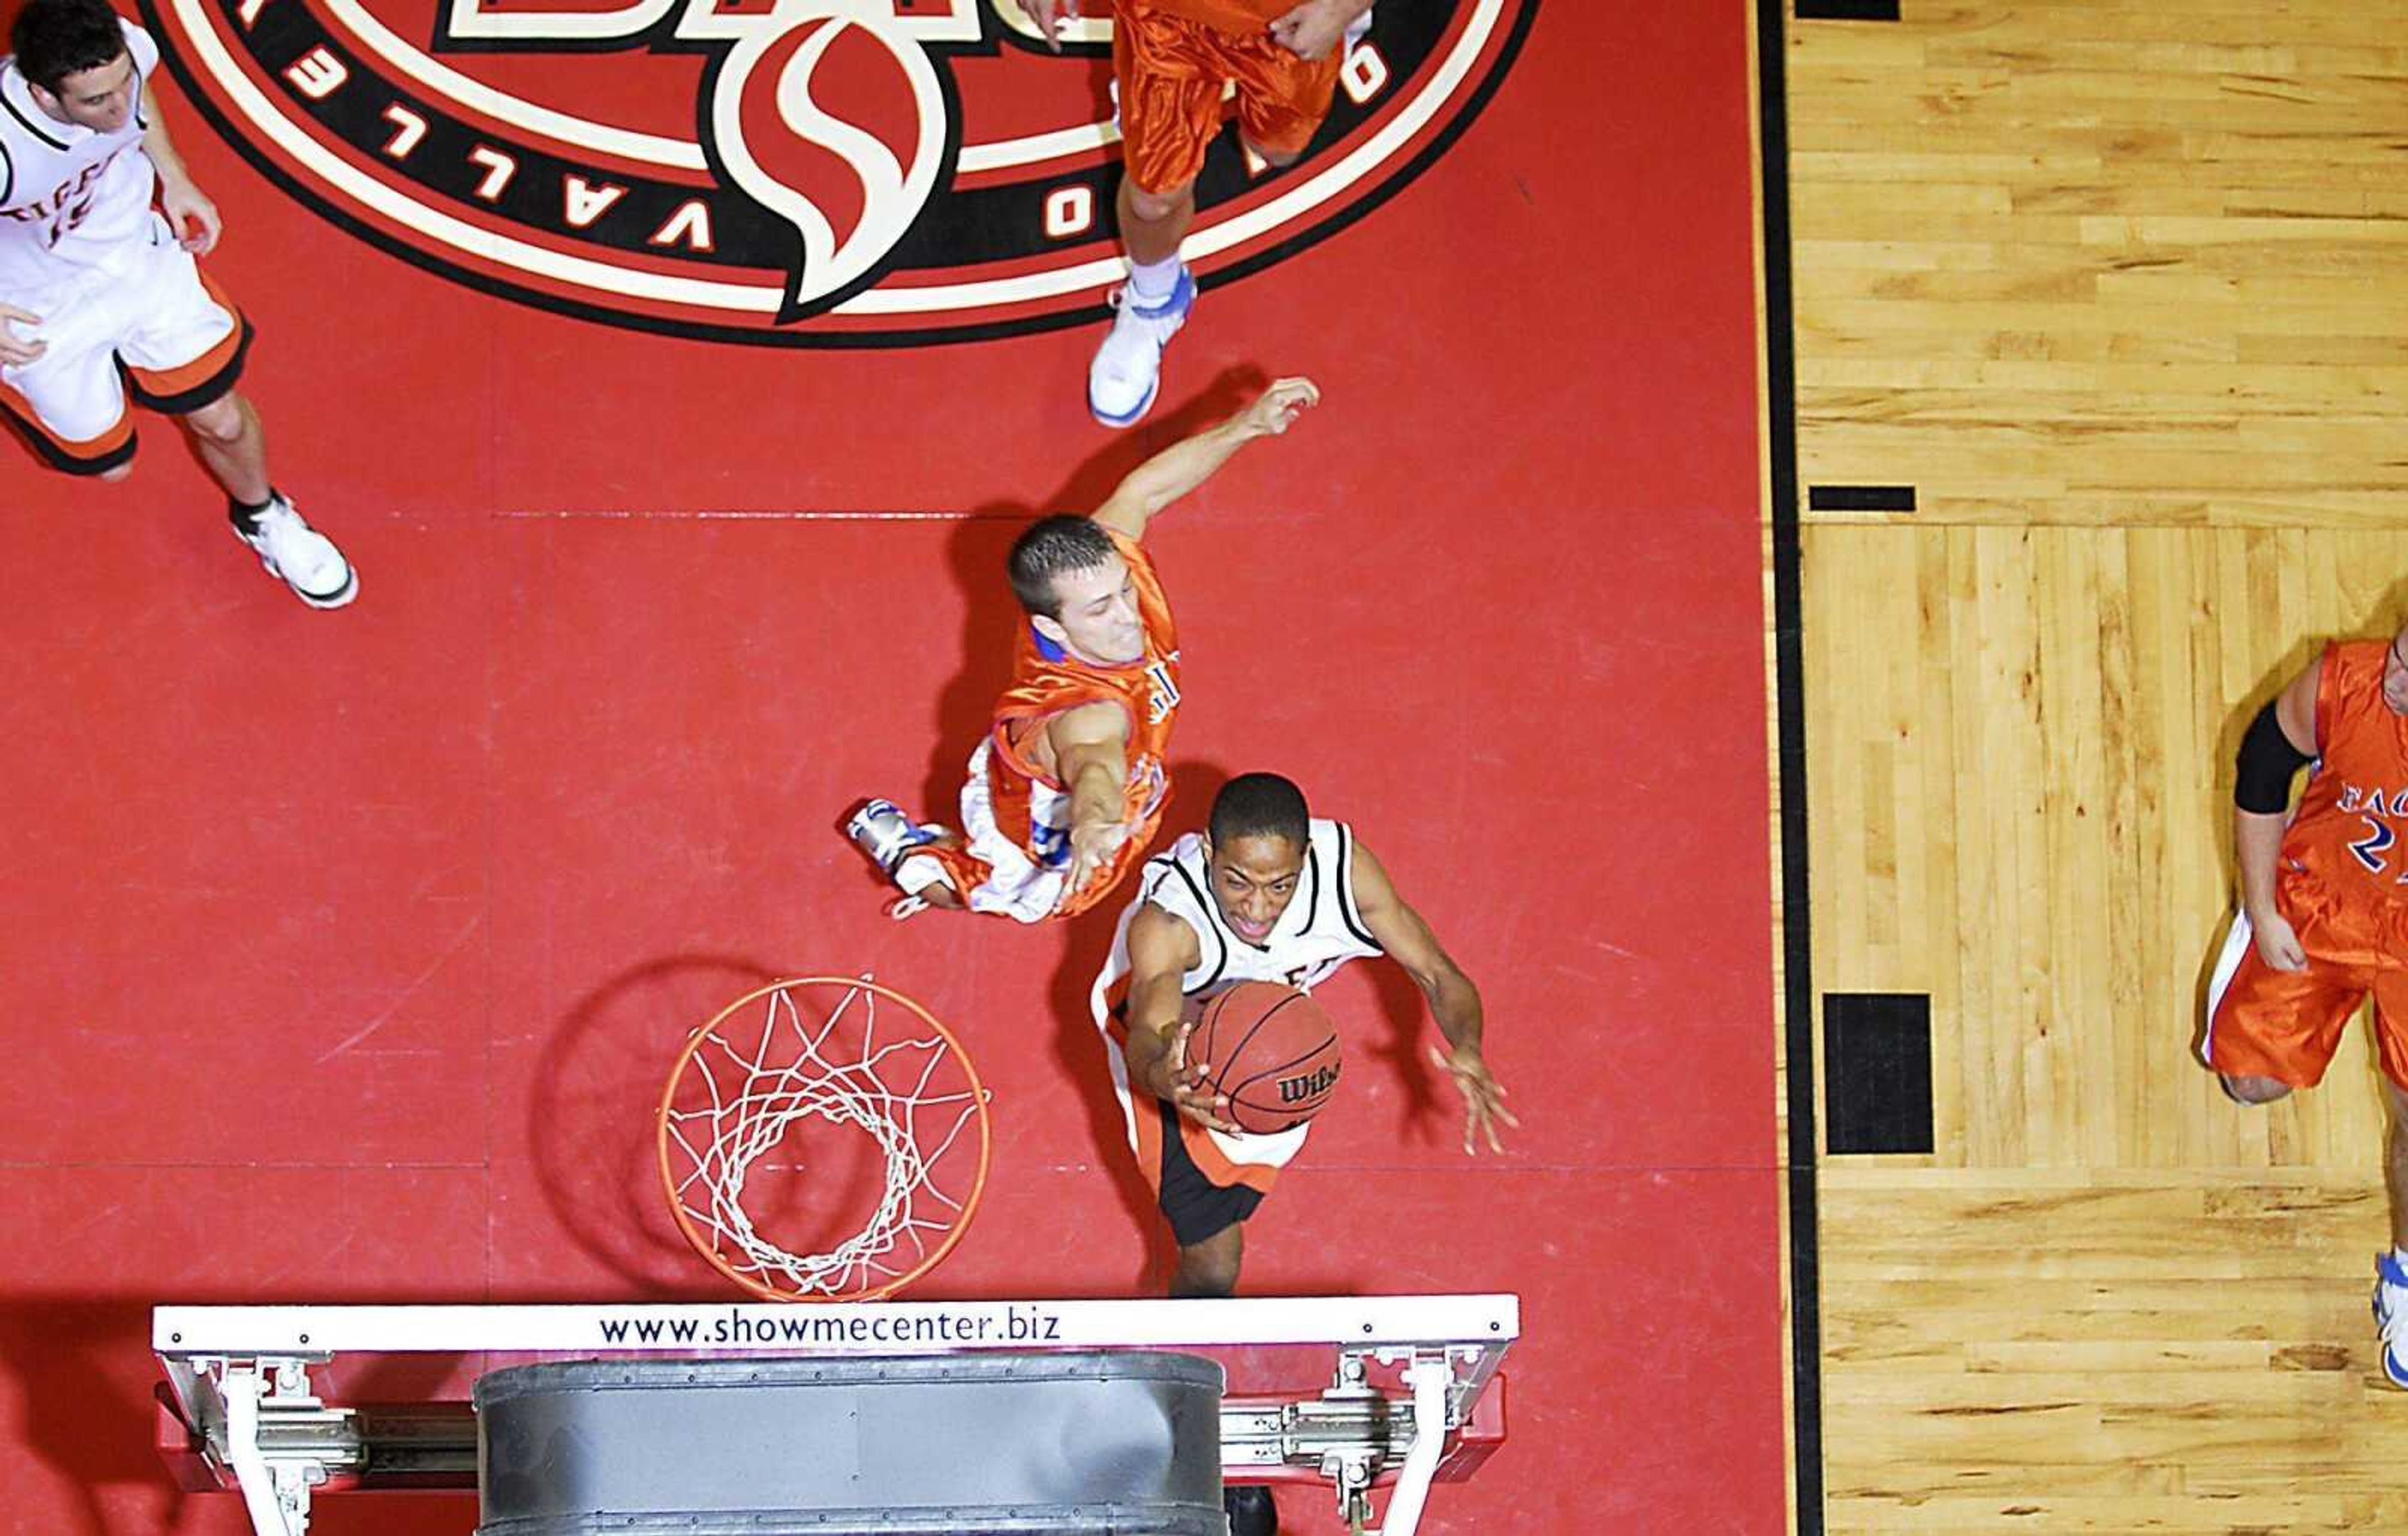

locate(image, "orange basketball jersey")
[[979, 528, 1182, 916], [2284, 639, 2408, 908], [1123, 0, 1287, 35]]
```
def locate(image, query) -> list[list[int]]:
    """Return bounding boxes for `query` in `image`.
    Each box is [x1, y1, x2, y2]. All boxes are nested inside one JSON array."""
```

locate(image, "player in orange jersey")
[[844, 376, 1319, 922], [2204, 625, 2408, 1388], [1023, 0, 1371, 428]]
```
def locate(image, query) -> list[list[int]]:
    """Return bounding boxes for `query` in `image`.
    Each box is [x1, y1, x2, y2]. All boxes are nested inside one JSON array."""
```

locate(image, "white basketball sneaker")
[[233, 495, 357, 609], [1087, 265, 1196, 429], [2375, 1253, 2408, 1388]]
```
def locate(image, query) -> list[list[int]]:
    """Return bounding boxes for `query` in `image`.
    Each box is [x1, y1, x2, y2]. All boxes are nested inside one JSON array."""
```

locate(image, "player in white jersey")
[[1089, 772, 1515, 1296], [1, 0, 354, 607]]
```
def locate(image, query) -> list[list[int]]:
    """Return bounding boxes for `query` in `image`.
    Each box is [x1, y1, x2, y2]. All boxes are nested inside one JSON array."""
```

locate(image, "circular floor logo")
[[141, 0, 1536, 345]]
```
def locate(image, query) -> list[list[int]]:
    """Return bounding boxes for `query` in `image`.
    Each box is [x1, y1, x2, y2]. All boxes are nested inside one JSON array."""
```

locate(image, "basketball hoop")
[[657, 976, 991, 1303]]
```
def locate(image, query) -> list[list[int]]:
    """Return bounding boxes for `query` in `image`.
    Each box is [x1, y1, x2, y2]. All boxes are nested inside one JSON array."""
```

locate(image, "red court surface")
[[0, 3, 1778, 1530]]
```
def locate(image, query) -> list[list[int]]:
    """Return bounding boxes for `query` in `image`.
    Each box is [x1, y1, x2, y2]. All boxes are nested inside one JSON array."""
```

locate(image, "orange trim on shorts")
[[0, 376, 134, 470], [1175, 1115, 1281, 1195], [123, 271, 246, 402]]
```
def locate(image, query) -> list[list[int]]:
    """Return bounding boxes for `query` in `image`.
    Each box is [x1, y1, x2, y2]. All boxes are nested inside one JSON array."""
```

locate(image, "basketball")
[[1186, 981, 1343, 1135]]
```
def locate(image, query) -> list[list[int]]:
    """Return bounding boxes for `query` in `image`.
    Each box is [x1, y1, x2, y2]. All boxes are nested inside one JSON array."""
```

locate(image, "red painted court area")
[[0, 4, 1777, 1530]]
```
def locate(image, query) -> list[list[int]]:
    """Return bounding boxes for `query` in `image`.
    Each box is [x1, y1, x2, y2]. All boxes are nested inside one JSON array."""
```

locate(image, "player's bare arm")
[[1121, 905, 1238, 1132], [2234, 657, 2321, 974], [1268, 0, 1371, 61], [1090, 377, 1321, 542], [138, 80, 220, 254], [1047, 699, 1137, 903], [1351, 841, 1517, 1154]]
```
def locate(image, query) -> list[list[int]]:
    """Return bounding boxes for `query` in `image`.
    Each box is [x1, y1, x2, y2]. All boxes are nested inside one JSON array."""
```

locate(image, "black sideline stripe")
[[1757, 0, 1826, 1529], [1807, 484, 1916, 513], [1793, 0, 1899, 19]]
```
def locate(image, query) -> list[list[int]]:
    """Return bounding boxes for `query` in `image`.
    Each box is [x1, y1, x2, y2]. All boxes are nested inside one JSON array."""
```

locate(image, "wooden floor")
[[1783, 1, 2408, 1528]]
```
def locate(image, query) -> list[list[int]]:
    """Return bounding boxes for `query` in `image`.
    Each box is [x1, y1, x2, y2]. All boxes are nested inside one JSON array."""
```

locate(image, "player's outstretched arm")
[[1121, 906, 1237, 1132], [1090, 377, 1320, 542], [1050, 700, 1137, 905], [2233, 657, 2320, 973], [140, 82, 221, 255], [1352, 840, 1518, 1154]]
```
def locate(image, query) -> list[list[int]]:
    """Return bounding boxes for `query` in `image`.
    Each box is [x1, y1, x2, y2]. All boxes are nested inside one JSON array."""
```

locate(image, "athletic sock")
[[1126, 253, 1181, 307], [228, 490, 277, 534]]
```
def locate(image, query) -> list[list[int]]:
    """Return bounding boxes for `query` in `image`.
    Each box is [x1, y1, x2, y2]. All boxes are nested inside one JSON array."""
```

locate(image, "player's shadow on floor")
[[524, 952, 785, 1298], [919, 367, 1275, 822], [1044, 756, 1236, 1298]]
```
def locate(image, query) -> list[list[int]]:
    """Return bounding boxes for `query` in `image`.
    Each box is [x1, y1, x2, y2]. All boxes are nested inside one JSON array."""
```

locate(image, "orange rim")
[[655, 976, 992, 1303]]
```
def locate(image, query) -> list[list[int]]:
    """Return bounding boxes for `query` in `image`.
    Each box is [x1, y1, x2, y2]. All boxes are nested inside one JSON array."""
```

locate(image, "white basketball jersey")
[[0, 21, 161, 293], [1093, 818, 1386, 1018], [1089, 819, 1385, 1170]]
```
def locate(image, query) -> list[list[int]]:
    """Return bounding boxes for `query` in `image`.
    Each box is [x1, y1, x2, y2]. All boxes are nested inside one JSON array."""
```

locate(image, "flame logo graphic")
[[711, 10, 947, 317]]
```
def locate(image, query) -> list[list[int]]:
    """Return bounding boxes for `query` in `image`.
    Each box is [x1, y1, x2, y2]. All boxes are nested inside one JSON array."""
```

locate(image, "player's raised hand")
[[0, 303, 47, 366], [1059, 817, 1130, 909], [1268, 0, 1356, 61], [1152, 1018, 1240, 1134], [1430, 1043, 1518, 1154], [1241, 376, 1320, 437], [2251, 910, 2308, 973], [1021, 0, 1079, 53]]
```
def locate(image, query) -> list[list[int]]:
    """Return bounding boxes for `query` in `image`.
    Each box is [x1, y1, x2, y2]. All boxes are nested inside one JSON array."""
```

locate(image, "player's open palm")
[[1430, 1043, 1517, 1154], [1061, 818, 1129, 909], [2252, 911, 2308, 973]]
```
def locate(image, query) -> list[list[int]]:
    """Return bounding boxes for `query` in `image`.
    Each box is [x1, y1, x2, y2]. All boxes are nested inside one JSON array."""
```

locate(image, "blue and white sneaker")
[[1087, 265, 1195, 428], [2374, 1252, 2408, 1388], [844, 798, 942, 880]]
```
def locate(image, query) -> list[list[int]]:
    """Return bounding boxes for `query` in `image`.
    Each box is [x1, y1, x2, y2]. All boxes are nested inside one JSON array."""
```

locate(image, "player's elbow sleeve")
[[2235, 700, 2312, 814]]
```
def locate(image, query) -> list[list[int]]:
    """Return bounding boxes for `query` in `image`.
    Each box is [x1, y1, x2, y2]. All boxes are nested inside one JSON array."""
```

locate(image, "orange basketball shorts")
[[2200, 869, 2408, 1091], [1114, 1, 1343, 195]]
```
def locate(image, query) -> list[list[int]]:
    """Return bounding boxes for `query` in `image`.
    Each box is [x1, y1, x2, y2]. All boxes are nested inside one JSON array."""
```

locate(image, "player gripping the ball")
[[1090, 772, 1514, 1296]]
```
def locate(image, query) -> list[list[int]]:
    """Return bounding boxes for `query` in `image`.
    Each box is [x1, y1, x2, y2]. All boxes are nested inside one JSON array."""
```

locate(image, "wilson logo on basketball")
[[1279, 1063, 1338, 1105], [138, 0, 1535, 345]]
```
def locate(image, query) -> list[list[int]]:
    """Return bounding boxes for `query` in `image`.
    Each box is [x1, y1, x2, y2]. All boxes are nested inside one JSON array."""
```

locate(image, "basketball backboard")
[[154, 1293, 1516, 1536]]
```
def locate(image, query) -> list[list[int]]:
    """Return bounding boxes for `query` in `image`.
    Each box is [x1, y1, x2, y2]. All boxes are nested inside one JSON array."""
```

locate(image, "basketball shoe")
[[1087, 265, 1195, 428], [2375, 1252, 2408, 1387], [233, 495, 357, 609], [845, 799, 944, 878]]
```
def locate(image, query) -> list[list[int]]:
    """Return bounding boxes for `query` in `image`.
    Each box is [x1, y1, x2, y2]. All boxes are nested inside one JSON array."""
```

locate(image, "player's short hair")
[[12, 0, 130, 93], [1210, 774, 1310, 853], [1008, 515, 1117, 619]]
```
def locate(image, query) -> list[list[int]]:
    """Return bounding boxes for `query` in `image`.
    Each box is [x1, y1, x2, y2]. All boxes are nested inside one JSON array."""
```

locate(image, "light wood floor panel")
[[1787, 1, 2408, 527], [1803, 524, 2408, 1172], [1819, 1172, 2408, 1533]]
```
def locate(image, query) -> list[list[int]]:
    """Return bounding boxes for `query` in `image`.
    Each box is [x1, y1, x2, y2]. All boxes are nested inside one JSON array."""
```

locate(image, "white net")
[[659, 977, 990, 1302]]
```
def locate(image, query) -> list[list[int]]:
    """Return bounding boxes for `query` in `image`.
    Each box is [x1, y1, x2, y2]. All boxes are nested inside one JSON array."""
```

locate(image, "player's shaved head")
[[1210, 774, 1309, 853], [12, 0, 129, 93], [1008, 515, 1117, 619]]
